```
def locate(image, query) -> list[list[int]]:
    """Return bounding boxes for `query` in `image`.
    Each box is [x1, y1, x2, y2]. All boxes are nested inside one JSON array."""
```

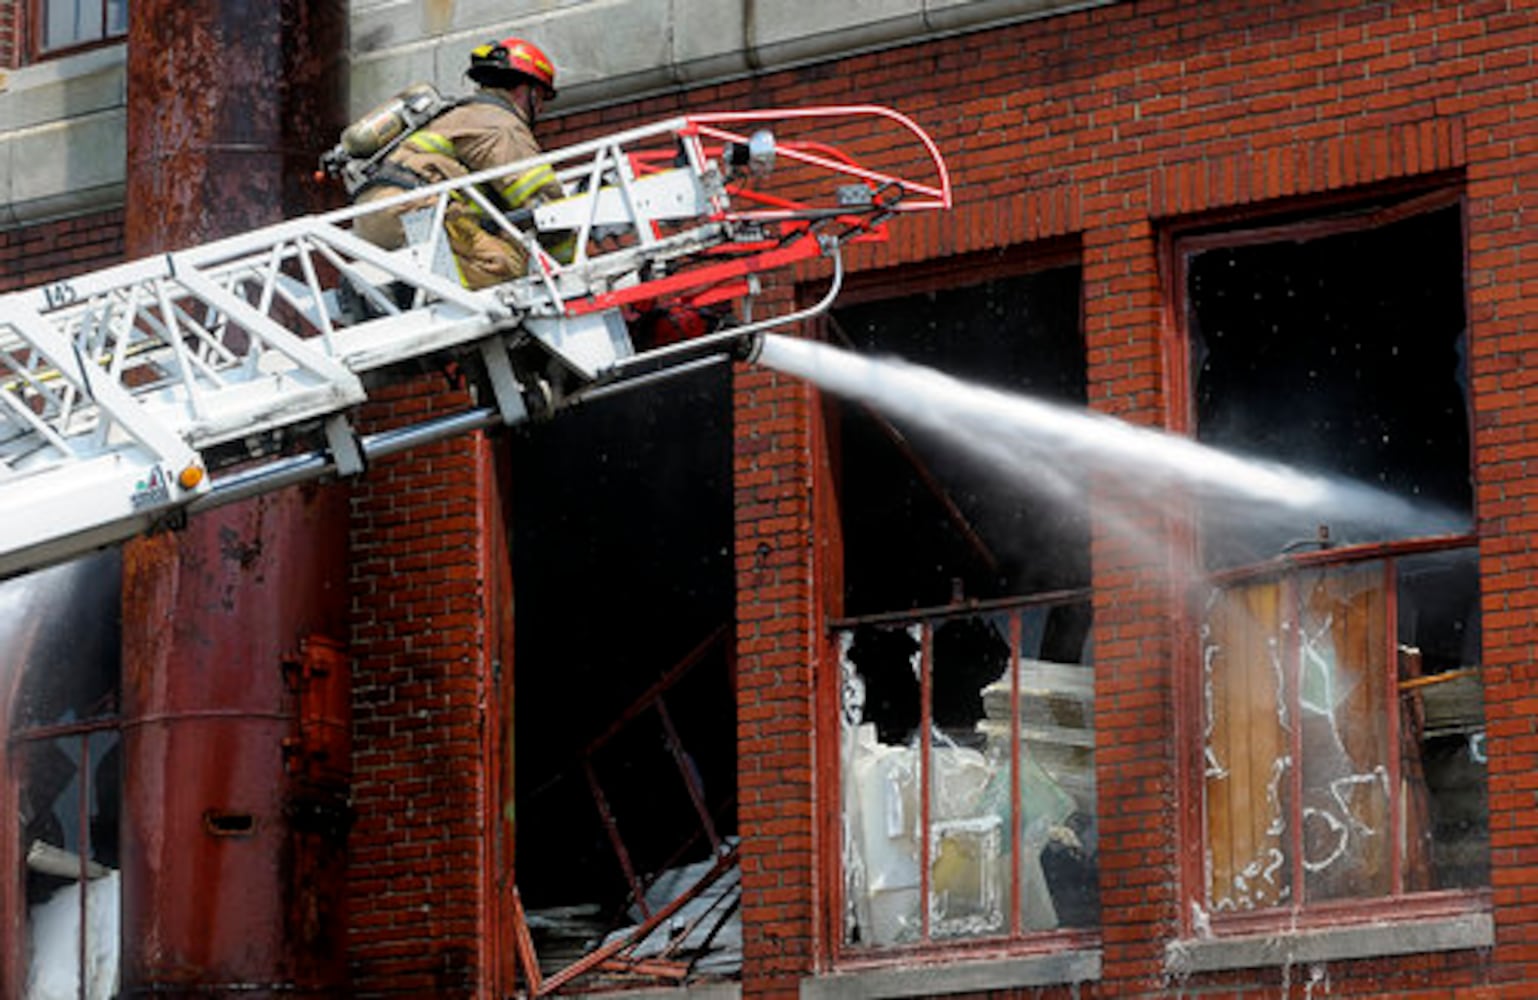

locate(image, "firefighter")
[[352, 37, 573, 289]]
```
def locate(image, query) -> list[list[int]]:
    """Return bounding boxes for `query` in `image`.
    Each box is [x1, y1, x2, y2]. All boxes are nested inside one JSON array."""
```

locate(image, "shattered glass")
[[839, 603, 1097, 948], [1296, 564, 1391, 901], [1202, 545, 1486, 914]]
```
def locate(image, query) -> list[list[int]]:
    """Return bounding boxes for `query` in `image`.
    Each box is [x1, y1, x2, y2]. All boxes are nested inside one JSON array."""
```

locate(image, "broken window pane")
[[4, 554, 123, 997], [1296, 563, 1391, 902], [1200, 543, 1484, 916], [839, 600, 1096, 949], [1397, 548, 1487, 891], [20, 732, 122, 1000], [8, 554, 120, 730], [1202, 577, 1292, 912], [929, 615, 1010, 940]]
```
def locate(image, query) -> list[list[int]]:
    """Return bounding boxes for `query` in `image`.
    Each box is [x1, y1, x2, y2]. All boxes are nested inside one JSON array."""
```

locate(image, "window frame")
[[27, 0, 127, 62], [826, 592, 1099, 962], [1165, 185, 1489, 937], [810, 243, 1100, 966]]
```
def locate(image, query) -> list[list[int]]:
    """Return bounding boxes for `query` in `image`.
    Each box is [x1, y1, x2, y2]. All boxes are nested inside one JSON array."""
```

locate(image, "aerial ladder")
[[0, 105, 950, 581]]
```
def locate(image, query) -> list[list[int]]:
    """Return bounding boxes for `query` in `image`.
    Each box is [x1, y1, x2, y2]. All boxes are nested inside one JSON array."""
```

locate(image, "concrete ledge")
[[568, 984, 739, 1000], [0, 46, 126, 232], [346, 0, 1121, 117], [1164, 911, 1494, 977], [0, 44, 124, 132], [800, 949, 1101, 999], [0, 182, 123, 230]]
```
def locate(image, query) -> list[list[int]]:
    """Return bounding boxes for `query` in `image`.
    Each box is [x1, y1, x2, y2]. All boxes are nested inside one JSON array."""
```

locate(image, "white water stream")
[[755, 334, 1462, 564]]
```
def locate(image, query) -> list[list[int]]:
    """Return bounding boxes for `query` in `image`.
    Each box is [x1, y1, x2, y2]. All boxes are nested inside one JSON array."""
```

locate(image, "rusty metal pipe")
[[120, 1, 350, 996]]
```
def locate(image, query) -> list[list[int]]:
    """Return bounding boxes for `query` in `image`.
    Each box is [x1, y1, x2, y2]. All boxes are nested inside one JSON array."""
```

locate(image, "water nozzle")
[[733, 331, 765, 364]]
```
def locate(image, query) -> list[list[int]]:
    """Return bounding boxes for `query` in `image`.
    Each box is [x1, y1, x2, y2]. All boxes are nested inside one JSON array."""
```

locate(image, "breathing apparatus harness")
[[316, 84, 527, 203]]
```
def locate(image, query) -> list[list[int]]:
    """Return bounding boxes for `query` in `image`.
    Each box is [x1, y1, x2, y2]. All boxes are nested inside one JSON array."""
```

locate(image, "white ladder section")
[[0, 105, 951, 579]]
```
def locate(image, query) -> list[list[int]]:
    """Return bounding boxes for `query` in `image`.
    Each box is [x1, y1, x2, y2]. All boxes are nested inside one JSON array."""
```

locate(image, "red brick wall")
[[0, 209, 124, 291], [346, 378, 509, 998], [5, 0, 1535, 996], [546, 1, 1538, 997], [0, 0, 17, 68], [732, 361, 827, 996]]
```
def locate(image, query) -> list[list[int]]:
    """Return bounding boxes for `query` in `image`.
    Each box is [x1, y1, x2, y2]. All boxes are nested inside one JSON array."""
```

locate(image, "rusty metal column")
[[119, 1, 351, 996]]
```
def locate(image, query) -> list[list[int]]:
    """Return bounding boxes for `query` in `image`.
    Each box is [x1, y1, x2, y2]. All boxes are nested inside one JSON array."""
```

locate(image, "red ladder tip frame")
[[551, 104, 953, 318]]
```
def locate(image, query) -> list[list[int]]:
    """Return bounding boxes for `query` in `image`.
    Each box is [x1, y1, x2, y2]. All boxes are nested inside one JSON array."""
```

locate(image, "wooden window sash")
[[28, 0, 126, 62]]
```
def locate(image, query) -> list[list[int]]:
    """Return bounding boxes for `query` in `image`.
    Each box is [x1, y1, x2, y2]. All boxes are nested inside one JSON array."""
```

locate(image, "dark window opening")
[[826, 258, 1098, 952], [1180, 192, 1487, 924], [508, 365, 738, 987], [1187, 198, 1472, 569], [831, 265, 1089, 616]]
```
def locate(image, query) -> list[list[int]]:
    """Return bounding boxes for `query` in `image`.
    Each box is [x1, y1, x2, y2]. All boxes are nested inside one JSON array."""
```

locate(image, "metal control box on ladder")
[[0, 105, 950, 580]]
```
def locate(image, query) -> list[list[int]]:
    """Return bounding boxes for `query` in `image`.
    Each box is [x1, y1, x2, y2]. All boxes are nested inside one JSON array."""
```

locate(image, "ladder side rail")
[[689, 104, 952, 207], [8, 255, 175, 319], [311, 113, 697, 233], [0, 453, 195, 582], [166, 215, 357, 273], [4, 105, 943, 342], [324, 310, 509, 376]]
